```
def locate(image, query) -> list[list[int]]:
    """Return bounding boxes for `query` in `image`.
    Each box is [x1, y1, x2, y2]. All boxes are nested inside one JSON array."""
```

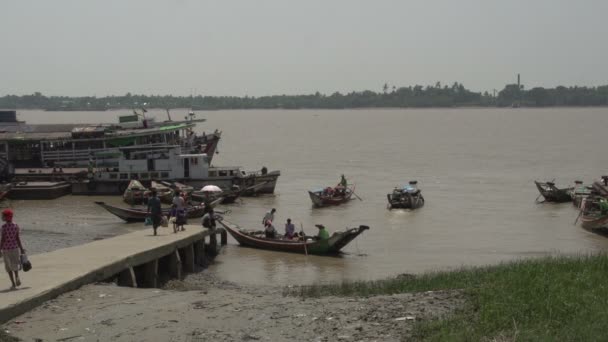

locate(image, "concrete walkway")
[[0, 225, 218, 323]]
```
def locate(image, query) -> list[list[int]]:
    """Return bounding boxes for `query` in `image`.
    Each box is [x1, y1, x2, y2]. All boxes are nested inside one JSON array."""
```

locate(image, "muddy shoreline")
[[3, 271, 464, 342]]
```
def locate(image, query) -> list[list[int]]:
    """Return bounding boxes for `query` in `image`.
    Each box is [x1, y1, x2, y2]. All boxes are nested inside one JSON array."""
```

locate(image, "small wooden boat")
[[308, 184, 356, 207], [577, 196, 608, 231], [568, 180, 592, 208], [159, 181, 194, 202], [123, 180, 147, 205], [95, 201, 211, 222], [191, 190, 240, 204], [191, 183, 265, 204], [534, 181, 572, 203], [387, 181, 424, 209], [146, 181, 174, 204], [218, 219, 369, 255]]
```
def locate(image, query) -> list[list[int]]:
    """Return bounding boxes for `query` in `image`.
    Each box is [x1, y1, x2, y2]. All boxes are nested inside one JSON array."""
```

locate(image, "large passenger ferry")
[[0, 110, 221, 173], [71, 145, 280, 195]]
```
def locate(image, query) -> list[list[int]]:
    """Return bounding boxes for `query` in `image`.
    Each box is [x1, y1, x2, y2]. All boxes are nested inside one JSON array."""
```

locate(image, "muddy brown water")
[[9, 108, 608, 286]]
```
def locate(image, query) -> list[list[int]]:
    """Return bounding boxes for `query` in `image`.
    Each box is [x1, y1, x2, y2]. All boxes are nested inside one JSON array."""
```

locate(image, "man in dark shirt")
[[147, 189, 162, 236]]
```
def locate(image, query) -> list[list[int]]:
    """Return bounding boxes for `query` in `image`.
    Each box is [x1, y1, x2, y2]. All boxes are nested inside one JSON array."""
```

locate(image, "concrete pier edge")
[[0, 226, 227, 324]]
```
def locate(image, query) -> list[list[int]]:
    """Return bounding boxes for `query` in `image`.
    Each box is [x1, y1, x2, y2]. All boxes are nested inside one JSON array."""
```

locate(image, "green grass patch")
[[289, 254, 608, 341]]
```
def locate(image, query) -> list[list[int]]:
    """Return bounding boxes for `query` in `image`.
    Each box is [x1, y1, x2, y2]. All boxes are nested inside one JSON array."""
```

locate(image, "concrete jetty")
[[0, 225, 227, 324]]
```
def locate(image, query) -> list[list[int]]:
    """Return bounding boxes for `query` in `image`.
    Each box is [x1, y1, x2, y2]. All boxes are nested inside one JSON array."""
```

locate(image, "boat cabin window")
[[140, 173, 149, 179], [150, 172, 159, 179], [219, 170, 228, 177], [120, 173, 128, 180], [209, 171, 217, 177], [130, 173, 139, 180], [161, 172, 169, 178], [109, 174, 118, 180]]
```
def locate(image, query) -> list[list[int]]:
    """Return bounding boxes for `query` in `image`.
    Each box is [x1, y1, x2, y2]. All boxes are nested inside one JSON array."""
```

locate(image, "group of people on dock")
[[147, 189, 189, 235], [261, 207, 329, 241]]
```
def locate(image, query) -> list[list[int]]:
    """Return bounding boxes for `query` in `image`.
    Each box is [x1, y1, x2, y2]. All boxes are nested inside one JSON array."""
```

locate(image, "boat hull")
[[95, 201, 206, 222], [308, 185, 355, 207], [580, 214, 608, 231], [388, 194, 425, 209], [8, 181, 71, 200], [534, 181, 572, 203], [191, 191, 239, 204], [219, 219, 369, 255]]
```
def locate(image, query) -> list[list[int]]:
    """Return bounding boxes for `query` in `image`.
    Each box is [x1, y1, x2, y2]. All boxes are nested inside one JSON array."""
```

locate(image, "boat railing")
[[42, 149, 95, 162], [41, 143, 173, 162]]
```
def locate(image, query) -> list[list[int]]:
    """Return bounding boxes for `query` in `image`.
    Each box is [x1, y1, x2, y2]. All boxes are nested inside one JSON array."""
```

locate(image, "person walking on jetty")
[[147, 189, 162, 236], [172, 190, 187, 231], [1, 209, 25, 290]]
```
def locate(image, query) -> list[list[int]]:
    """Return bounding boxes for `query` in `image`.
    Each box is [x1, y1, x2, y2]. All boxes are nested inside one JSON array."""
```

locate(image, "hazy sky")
[[1, 0, 607, 96]]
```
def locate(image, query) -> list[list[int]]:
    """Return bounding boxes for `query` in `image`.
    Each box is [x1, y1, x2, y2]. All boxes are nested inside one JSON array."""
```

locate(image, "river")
[[11, 107, 608, 286]]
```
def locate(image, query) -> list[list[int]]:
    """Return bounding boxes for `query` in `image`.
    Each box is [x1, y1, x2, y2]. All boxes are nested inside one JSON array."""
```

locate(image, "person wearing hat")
[[315, 224, 330, 240], [0, 209, 25, 289]]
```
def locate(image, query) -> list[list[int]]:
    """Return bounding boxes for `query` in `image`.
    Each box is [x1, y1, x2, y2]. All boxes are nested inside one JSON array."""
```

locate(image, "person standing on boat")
[[264, 220, 277, 239], [172, 190, 187, 231], [262, 208, 276, 226], [284, 218, 295, 239], [339, 174, 347, 188], [315, 224, 330, 240], [1, 209, 25, 290], [147, 189, 162, 236]]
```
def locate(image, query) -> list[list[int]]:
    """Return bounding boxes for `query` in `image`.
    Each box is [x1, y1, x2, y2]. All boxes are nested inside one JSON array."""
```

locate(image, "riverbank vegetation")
[[290, 254, 608, 341], [2, 82, 608, 110]]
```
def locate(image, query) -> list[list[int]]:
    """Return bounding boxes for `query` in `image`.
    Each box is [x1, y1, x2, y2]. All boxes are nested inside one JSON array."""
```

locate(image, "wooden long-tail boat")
[[123, 180, 147, 205], [191, 182, 268, 204], [95, 199, 222, 222], [568, 180, 592, 208], [218, 219, 369, 255], [146, 181, 174, 204], [191, 191, 239, 204], [534, 181, 572, 203], [387, 181, 424, 209], [577, 196, 608, 231], [308, 184, 356, 207]]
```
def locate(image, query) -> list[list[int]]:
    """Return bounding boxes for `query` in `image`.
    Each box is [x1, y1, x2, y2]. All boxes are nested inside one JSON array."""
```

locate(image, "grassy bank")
[[289, 254, 608, 341]]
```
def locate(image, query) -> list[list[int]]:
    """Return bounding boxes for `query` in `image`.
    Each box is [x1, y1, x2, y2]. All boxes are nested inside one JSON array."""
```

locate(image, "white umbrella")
[[201, 185, 222, 192]]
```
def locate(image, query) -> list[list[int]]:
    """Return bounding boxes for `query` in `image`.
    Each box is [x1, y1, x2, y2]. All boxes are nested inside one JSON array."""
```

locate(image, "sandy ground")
[[2, 274, 464, 342]]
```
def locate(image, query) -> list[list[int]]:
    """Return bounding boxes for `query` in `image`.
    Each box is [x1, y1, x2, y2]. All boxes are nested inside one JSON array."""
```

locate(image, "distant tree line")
[[1, 83, 607, 110]]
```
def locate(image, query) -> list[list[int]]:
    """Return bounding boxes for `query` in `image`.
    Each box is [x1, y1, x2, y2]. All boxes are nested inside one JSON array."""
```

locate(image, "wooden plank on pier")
[[0, 225, 225, 324]]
